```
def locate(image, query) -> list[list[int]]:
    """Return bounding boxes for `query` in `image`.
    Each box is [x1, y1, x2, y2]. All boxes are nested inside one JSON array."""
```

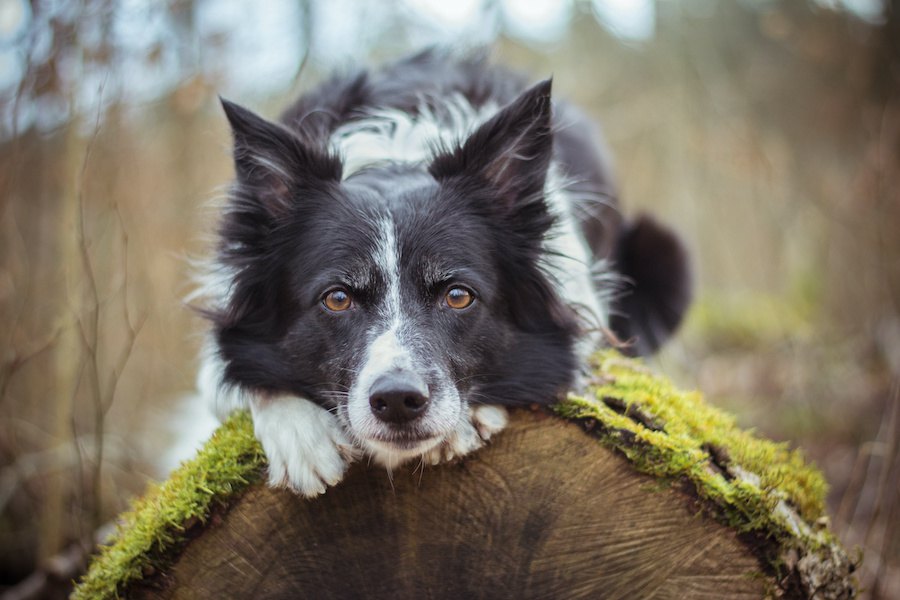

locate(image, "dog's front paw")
[[424, 404, 509, 465], [471, 404, 508, 440], [251, 397, 357, 497]]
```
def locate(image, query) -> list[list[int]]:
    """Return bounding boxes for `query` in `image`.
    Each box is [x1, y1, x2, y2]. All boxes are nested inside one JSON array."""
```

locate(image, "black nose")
[[368, 372, 429, 424]]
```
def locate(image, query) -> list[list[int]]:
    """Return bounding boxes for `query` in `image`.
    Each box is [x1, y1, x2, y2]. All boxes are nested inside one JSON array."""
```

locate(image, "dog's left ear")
[[429, 79, 553, 207]]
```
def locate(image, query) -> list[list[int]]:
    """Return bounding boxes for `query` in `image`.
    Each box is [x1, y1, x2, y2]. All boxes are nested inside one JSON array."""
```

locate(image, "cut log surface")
[[135, 411, 769, 599]]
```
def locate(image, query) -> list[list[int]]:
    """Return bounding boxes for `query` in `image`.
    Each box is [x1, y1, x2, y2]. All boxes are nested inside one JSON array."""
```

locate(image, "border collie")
[[196, 50, 690, 497]]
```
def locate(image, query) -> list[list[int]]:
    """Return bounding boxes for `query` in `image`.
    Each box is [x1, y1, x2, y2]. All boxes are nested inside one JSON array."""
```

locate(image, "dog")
[[196, 49, 691, 497]]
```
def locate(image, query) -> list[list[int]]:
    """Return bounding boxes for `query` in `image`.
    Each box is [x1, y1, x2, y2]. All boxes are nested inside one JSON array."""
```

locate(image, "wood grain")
[[135, 410, 770, 599]]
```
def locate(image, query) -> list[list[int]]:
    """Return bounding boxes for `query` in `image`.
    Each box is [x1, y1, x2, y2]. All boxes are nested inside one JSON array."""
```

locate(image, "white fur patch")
[[351, 324, 415, 416], [374, 217, 401, 321], [333, 95, 499, 177], [423, 404, 509, 465], [252, 396, 358, 497], [156, 392, 221, 475], [471, 404, 509, 439], [543, 171, 610, 359], [365, 437, 445, 471], [196, 337, 248, 421]]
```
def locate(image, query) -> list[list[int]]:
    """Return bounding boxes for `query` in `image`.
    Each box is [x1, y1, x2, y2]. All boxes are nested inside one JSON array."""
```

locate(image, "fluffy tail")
[[608, 215, 692, 356]]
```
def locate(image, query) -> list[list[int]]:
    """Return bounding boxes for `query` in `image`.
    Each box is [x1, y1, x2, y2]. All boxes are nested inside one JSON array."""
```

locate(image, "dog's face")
[[212, 81, 578, 461]]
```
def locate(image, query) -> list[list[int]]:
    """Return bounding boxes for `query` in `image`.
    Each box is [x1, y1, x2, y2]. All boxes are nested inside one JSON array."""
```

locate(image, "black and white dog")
[[197, 50, 690, 497]]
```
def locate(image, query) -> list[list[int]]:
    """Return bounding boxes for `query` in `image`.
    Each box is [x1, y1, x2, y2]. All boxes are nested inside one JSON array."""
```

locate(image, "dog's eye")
[[445, 286, 474, 310], [323, 289, 352, 312]]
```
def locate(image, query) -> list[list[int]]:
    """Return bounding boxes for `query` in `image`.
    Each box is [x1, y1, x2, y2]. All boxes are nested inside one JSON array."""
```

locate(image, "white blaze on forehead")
[[364, 324, 413, 376], [374, 216, 402, 323], [356, 216, 411, 391]]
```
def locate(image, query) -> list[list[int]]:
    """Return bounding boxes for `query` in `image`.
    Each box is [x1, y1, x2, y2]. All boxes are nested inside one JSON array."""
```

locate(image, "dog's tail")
[[608, 215, 692, 356]]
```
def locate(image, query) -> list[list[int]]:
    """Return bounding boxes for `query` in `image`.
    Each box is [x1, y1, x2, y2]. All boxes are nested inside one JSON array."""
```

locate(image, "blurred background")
[[0, 0, 898, 597]]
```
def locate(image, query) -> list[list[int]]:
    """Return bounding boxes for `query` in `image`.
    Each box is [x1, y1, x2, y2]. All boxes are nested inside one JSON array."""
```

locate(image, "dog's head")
[[211, 81, 578, 463]]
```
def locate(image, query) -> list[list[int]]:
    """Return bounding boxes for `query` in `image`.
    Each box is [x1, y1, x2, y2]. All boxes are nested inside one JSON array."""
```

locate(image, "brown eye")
[[323, 289, 352, 312], [445, 286, 474, 310]]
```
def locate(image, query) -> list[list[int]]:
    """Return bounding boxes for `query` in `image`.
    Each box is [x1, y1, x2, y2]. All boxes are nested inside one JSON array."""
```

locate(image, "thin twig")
[[74, 75, 107, 534], [102, 204, 147, 415]]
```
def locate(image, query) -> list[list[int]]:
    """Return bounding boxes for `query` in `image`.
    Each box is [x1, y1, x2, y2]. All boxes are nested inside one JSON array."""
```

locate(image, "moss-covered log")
[[74, 353, 858, 599]]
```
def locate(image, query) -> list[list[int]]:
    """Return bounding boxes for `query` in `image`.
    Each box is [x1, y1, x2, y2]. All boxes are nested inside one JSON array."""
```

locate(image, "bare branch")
[[73, 76, 107, 533]]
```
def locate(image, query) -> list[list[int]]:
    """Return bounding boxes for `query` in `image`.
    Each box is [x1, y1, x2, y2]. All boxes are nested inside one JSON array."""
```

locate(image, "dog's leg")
[[251, 396, 357, 497], [424, 404, 509, 465]]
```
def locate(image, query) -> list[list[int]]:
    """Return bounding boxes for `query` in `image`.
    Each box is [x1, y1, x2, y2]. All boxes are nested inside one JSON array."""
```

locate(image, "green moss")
[[72, 411, 264, 599], [557, 352, 827, 530], [75, 351, 848, 598]]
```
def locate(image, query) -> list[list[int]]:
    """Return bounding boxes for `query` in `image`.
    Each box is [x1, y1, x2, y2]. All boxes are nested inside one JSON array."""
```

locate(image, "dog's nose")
[[368, 372, 429, 424]]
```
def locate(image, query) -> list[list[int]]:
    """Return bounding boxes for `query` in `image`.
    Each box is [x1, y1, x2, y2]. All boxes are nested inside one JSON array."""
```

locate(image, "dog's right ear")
[[220, 98, 342, 218], [428, 79, 554, 209]]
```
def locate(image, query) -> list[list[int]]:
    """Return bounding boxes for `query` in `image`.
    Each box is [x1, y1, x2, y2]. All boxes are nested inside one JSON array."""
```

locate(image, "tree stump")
[[74, 353, 858, 599]]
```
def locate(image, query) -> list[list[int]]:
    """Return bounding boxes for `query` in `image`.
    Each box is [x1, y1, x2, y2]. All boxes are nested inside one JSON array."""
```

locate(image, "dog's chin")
[[361, 434, 445, 468]]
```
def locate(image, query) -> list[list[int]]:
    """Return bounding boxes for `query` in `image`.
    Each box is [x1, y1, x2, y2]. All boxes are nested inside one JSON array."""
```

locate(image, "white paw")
[[471, 404, 508, 440], [251, 397, 357, 498], [424, 404, 509, 465]]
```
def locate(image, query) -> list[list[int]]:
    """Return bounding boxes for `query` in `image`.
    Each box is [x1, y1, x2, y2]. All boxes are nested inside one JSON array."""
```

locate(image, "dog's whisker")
[[385, 461, 396, 493], [416, 456, 427, 487]]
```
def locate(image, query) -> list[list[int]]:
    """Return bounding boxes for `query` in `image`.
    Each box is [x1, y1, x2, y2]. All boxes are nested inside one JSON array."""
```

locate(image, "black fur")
[[609, 215, 693, 356]]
